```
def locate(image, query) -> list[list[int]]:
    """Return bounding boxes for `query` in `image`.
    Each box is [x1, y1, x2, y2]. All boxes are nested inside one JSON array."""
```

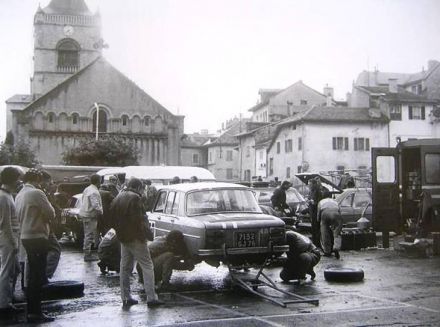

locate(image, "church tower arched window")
[[93, 110, 107, 133], [57, 39, 79, 70]]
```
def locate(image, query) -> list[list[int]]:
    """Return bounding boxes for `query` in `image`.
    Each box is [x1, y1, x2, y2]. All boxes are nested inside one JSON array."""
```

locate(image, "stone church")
[[6, 0, 184, 165]]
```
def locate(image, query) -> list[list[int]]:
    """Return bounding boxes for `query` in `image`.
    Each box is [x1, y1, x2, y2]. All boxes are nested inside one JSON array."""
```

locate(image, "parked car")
[[60, 194, 84, 246], [148, 182, 289, 268], [336, 188, 372, 226], [297, 188, 373, 228]]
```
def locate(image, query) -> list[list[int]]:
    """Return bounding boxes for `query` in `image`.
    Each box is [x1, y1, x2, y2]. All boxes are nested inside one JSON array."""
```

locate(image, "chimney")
[[388, 78, 398, 93], [428, 60, 439, 71]]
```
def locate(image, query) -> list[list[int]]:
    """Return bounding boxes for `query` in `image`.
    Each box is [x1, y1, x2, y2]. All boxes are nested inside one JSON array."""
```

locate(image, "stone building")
[[248, 81, 336, 123], [6, 0, 183, 165]]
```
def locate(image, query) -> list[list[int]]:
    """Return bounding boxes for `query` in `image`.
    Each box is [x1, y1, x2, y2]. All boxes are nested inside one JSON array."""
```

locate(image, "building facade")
[[6, 0, 183, 165]]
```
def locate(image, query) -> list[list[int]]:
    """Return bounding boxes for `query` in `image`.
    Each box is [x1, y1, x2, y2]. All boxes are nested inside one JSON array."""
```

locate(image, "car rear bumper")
[[197, 244, 289, 256]]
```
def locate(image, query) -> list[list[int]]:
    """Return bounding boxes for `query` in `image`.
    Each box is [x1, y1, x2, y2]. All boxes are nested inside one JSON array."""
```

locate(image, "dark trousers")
[[22, 238, 49, 315], [309, 204, 320, 247], [280, 252, 320, 281]]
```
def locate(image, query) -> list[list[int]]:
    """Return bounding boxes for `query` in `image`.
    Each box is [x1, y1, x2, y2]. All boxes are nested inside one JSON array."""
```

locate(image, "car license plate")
[[236, 232, 256, 248]]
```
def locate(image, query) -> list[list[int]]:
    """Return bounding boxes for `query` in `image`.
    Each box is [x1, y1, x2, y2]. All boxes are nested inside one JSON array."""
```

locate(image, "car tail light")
[[206, 230, 226, 248]]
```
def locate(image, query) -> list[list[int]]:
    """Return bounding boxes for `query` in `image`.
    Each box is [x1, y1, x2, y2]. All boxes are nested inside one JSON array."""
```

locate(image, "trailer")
[[372, 139, 440, 246]]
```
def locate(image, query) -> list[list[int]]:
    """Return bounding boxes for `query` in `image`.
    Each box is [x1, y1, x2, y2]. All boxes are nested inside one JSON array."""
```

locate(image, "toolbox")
[[341, 228, 377, 250]]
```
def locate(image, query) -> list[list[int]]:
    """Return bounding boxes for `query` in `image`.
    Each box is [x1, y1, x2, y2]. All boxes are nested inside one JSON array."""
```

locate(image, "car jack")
[[227, 258, 319, 308]]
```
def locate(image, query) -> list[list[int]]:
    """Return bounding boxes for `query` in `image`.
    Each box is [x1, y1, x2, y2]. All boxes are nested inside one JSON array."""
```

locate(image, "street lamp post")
[[94, 102, 99, 140]]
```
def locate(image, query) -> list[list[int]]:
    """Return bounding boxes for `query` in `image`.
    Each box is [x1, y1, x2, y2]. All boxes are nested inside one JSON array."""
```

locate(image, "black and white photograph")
[[0, 0, 439, 325]]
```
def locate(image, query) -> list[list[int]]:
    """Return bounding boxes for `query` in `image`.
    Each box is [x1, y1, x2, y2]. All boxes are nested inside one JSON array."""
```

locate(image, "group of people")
[[0, 168, 196, 323], [0, 167, 58, 323], [271, 178, 343, 284], [79, 174, 195, 310]]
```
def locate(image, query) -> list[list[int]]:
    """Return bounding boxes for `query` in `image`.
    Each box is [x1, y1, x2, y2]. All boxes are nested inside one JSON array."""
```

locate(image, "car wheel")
[[42, 280, 85, 300], [324, 267, 364, 282]]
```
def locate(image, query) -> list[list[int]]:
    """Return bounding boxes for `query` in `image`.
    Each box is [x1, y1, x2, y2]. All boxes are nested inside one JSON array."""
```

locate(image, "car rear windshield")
[[186, 189, 262, 215]]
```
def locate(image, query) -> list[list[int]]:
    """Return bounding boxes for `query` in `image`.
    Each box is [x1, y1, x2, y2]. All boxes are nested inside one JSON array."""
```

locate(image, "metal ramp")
[[227, 258, 319, 308]]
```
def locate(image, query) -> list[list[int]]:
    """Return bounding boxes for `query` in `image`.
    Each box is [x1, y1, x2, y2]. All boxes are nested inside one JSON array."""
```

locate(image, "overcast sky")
[[1, 0, 440, 141]]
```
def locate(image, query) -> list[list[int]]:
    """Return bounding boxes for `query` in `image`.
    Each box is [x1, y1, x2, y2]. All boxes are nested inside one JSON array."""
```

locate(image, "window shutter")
[[366, 138, 370, 151], [344, 137, 349, 150], [332, 137, 336, 150], [408, 106, 413, 119], [354, 138, 358, 151], [421, 106, 425, 120]]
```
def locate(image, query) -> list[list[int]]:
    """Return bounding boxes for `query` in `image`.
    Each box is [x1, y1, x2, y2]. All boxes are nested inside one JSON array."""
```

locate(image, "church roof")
[[43, 0, 93, 16], [21, 56, 174, 117]]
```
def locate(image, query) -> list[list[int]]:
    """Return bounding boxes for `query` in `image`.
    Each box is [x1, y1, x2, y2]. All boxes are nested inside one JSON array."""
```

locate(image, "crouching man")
[[138, 230, 194, 291], [279, 230, 321, 285]]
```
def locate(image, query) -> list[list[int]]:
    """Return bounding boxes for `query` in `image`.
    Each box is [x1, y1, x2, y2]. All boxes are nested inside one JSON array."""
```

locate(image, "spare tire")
[[324, 267, 364, 282], [42, 280, 84, 300]]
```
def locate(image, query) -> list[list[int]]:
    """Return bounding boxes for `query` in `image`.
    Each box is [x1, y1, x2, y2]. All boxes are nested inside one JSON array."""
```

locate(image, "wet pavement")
[[6, 239, 440, 327]]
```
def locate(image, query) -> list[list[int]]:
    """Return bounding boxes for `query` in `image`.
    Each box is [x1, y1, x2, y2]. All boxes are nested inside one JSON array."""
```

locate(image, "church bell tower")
[[31, 0, 102, 96]]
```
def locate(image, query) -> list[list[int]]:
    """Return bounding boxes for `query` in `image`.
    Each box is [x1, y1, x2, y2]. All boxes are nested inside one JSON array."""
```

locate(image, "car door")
[[338, 192, 355, 223], [352, 190, 372, 221], [372, 147, 401, 232], [150, 190, 169, 238]]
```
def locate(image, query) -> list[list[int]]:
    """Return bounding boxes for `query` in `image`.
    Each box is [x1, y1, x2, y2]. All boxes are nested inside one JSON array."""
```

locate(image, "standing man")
[[271, 180, 292, 216], [110, 178, 163, 308], [142, 180, 157, 212], [79, 174, 103, 261], [318, 196, 342, 259], [308, 177, 323, 247], [279, 230, 321, 284], [16, 169, 55, 323], [0, 167, 21, 319], [107, 175, 121, 198], [98, 184, 114, 237]]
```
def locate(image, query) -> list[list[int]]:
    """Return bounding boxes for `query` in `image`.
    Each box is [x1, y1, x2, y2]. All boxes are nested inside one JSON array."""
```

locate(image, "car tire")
[[324, 267, 364, 282], [42, 280, 84, 300]]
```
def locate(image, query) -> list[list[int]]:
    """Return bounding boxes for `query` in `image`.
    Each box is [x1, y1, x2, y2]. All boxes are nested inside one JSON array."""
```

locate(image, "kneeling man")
[[280, 231, 321, 284]]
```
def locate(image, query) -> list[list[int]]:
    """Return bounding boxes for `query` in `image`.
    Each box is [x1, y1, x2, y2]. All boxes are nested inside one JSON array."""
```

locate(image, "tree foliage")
[[0, 133, 39, 167], [62, 136, 140, 166]]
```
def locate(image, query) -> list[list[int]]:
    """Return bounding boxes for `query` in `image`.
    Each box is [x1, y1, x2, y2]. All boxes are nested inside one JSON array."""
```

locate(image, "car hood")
[[199, 213, 285, 228], [295, 173, 343, 194]]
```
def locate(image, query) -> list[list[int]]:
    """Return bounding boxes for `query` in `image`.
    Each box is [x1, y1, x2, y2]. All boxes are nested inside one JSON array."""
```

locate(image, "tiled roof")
[[356, 86, 388, 94], [248, 100, 269, 112], [207, 119, 250, 146], [381, 91, 437, 103], [280, 106, 388, 125], [357, 86, 437, 104], [6, 94, 33, 104], [43, 0, 92, 15], [181, 134, 213, 147]]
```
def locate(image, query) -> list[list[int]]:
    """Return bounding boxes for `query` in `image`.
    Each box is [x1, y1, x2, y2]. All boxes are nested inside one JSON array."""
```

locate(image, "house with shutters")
[[265, 106, 389, 182]]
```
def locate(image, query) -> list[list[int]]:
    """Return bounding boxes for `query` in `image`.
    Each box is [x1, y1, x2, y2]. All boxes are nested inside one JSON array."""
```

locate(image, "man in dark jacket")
[[98, 184, 114, 236], [308, 177, 323, 247], [110, 177, 163, 308], [139, 230, 194, 291], [271, 180, 292, 216], [280, 230, 321, 285]]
